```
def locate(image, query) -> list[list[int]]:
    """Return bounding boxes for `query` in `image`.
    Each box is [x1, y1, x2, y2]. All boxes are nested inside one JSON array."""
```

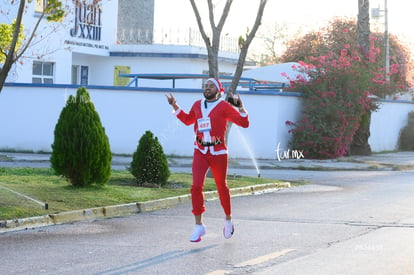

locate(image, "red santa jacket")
[[175, 98, 249, 155]]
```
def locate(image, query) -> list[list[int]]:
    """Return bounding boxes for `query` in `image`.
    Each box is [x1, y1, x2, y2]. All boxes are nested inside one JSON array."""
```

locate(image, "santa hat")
[[206, 78, 225, 95]]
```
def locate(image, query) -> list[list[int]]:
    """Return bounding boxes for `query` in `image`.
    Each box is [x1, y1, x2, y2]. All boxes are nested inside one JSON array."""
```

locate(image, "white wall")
[[1, 85, 413, 159], [369, 100, 414, 152], [0, 86, 66, 150]]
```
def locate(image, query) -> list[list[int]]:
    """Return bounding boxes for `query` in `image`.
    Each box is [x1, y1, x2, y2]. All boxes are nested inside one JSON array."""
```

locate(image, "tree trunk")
[[350, 0, 372, 156], [349, 111, 372, 155], [189, 0, 233, 78], [357, 0, 370, 56], [224, 0, 267, 152], [189, 0, 267, 176]]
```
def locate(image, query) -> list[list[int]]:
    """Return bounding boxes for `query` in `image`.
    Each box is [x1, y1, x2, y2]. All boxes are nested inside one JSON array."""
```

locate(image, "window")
[[32, 61, 54, 84], [80, 66, 88, 86], [35, 0, 48, 13]]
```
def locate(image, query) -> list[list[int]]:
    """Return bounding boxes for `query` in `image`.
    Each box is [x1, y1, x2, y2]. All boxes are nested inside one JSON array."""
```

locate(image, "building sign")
[[113, 66, 131, 86], [70, 0, 102, 41]]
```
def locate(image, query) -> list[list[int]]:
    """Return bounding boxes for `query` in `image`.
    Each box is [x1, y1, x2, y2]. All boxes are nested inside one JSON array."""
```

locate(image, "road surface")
[[1, 168, 414, 274]]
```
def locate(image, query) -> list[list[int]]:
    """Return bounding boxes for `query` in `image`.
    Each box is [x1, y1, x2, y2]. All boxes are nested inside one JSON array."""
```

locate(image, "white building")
[[2, 0, 243, 88]]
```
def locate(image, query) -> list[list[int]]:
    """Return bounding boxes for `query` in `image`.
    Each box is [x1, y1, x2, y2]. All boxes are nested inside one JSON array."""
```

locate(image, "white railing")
[[117, 28, 240, 53]]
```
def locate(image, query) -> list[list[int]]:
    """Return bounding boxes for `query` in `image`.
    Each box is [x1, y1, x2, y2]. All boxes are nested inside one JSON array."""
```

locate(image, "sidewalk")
[[252, 151, 414, 171], [1, 151, 414, 171]]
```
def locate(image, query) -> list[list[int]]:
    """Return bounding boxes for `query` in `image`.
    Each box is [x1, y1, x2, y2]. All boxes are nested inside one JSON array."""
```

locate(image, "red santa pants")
[[191, 149, 231, 216]]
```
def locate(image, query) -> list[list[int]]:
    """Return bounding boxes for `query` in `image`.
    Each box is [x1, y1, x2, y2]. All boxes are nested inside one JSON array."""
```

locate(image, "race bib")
[[197, 117, 211, 132]]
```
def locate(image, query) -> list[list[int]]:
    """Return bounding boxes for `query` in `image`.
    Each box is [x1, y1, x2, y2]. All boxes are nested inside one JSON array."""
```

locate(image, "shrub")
[[51, 87, 112, 186], [286, 40, 403, 159], [399, 112, 414, 151], [130, 130, 170, 187]]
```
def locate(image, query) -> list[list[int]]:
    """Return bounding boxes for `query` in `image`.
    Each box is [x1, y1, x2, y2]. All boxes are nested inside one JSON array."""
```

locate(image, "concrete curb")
[[0, 182, 290, 234]]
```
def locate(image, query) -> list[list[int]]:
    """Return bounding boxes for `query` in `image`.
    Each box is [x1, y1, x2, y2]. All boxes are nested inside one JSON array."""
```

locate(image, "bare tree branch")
[[190, 0, 234, 77], [0, 0, 26, 91], [207, 0, 216, 30], [189, 0, 266, 79], [189, 0, 211, 46], [0, 0, 64, 92], [216, 0, 233, 32], [229, 0, 267, 94], [211, 0, 233, 53], [15, 13, 46, 60]]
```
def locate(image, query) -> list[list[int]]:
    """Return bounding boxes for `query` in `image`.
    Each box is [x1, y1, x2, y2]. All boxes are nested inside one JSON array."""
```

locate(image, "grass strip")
[[0, 167, 281, 220]]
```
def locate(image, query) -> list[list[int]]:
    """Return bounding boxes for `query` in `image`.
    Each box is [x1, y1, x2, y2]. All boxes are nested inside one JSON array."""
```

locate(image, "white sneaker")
[[190, 224, 206, 242], [223, 220, 234, 239]]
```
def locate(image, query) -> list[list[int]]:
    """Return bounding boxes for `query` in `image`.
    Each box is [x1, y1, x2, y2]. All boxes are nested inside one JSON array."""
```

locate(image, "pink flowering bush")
[[286, 41, 403, 159]]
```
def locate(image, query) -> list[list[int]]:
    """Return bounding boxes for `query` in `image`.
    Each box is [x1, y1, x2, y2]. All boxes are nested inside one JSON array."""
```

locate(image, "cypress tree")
[[51, 87, 112, 186], [130, 130, 170, 187]]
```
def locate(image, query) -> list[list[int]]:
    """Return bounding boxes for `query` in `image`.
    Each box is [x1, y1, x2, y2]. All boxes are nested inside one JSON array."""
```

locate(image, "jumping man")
[[166, 78, 249, 242]]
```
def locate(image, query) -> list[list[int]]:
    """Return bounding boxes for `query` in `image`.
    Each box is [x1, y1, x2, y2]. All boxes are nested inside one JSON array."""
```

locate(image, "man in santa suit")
[[166, 78, 249, 242]]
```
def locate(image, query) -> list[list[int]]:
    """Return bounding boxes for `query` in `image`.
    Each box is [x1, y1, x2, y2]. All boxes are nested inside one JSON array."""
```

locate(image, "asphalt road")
[[1, 168, 414, 274]]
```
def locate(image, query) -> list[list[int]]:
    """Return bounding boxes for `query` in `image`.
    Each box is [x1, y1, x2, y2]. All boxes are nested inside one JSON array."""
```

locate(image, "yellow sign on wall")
[[113, 66, 131, 86]]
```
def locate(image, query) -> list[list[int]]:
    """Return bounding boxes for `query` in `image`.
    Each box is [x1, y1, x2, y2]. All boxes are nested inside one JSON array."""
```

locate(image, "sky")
[[154, 0, 413, 53]]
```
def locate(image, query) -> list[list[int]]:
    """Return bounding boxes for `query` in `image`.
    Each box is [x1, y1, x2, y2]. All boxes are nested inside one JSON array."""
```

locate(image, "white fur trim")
[[206, 78, 220, 91]]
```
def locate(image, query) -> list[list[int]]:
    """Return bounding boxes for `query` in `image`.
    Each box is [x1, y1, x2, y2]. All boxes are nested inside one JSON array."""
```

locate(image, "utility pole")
[[371, 1, 390, 82], [384, 0, 390, 82]]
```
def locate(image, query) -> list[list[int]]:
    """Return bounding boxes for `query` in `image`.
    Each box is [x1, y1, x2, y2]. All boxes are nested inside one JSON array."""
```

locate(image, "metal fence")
[[117, 28, 240, 53]]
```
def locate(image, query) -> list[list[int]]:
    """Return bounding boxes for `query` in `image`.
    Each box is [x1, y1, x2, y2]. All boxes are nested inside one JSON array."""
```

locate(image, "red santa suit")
[[175, 97, 249, 216]]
